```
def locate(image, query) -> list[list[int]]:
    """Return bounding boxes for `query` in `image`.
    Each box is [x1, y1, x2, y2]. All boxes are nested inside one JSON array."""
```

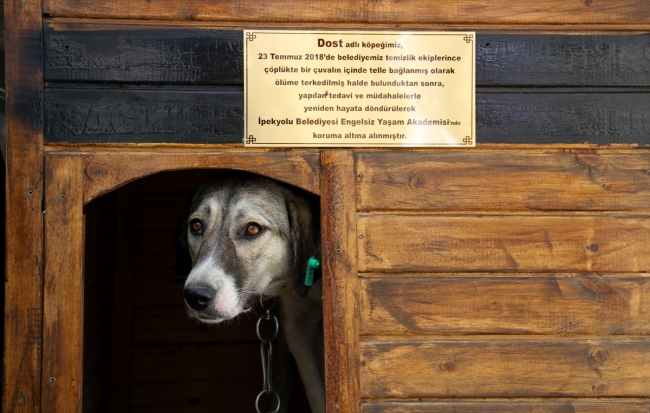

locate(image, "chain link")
[[255, 297, 281, 413]]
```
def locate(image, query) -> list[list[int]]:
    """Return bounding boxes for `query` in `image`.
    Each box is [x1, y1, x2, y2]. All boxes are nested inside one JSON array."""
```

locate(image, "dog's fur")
[[176, 171, 324, 413]]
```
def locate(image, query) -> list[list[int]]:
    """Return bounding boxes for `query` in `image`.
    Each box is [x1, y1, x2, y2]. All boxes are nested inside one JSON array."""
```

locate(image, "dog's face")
[[176, 173, 318, 323]]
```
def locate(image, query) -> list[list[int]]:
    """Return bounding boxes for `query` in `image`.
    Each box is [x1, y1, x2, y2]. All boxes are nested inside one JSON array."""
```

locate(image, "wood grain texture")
[[360, 339, 650, 398], [44, 85, 243, 144], [3, 0, 45, 411], [42, 156, 85, 413], [321, 150, 360, 413], [42, 24, 650, 87], [356, 150, 650, 211], [68, 148, 321, 203], [476, 34, 650, 86], [41, 0, 650, 25], [44, 85, 650, 146], [359, 274, 650, 336], [44, 24, 243, 84], [361, 401, 650, 413], [358, 214, 650, 273], [476, 90, 650, 146]]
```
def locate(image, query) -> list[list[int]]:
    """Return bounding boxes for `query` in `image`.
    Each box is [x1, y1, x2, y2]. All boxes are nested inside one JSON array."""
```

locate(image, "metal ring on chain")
[[256, 295, 281, 412], [256, 314, 279, 343], [255, 389, 281, 413]]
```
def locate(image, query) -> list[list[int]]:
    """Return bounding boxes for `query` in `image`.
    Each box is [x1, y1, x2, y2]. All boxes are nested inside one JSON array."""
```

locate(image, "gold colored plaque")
[[244, 30, 475, 147]]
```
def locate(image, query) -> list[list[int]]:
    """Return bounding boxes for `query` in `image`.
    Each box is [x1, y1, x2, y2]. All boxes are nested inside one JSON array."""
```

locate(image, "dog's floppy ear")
[[286, 193, 320, 298], [174, 204, 193, 285]]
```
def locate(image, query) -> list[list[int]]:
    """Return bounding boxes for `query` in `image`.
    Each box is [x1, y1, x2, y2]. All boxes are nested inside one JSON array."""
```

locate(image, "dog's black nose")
[[184, 285, 216, 311]]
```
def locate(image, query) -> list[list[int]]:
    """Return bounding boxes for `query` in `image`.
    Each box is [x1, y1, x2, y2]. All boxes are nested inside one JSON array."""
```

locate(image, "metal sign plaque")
[[244, 30, 475, 147]]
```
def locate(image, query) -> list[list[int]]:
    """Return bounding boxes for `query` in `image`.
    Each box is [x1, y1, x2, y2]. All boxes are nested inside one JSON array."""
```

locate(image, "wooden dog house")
[[5, 1, 650, 412]]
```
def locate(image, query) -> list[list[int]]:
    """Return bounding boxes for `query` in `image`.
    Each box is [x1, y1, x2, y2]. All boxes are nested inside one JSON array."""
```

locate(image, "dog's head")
[[175, 172, 320, 323]]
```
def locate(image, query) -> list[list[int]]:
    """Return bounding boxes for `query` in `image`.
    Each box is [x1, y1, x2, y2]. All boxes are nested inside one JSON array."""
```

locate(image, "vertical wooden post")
[[3, 0, 44, 411], [42, 156, 85, 413], [320, 150, 360, 413]]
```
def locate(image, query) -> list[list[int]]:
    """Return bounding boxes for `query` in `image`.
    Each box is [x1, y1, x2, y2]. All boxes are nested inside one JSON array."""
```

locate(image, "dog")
[[175, 171, 325, 413]]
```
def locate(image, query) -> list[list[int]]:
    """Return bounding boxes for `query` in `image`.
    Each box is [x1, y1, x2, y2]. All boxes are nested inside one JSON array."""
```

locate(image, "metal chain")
[[255, 297, 281, 413]]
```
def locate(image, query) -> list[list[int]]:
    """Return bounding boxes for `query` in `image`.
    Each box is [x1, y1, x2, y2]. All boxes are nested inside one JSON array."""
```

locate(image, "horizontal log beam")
[[44, 86, 650, 146]]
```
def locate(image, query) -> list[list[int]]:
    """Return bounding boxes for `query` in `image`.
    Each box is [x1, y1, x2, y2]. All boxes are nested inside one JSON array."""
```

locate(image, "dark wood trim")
[[43, 25, 243, 85], [321, 150, 360, 413], [3, 0, 45, 411], [43, 85, 650, 146], [43, 85, 243, 144], [43, 25, 650, 87]]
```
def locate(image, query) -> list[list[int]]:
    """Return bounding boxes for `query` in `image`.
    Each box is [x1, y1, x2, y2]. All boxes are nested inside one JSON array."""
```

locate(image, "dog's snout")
[[184, 285, 216, 311]]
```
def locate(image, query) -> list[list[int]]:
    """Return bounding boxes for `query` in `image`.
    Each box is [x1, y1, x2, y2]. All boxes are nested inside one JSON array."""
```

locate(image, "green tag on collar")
[[304, 257, 321, 287]]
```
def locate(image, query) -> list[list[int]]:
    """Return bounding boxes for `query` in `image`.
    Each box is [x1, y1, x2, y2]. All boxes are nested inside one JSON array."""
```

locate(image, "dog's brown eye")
[[190, 219, 203, 234], [245, 223, 262, 236]]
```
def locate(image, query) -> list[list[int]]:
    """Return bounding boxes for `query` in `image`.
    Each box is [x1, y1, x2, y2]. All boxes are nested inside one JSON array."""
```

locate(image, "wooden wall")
[[3, 1, 650, 413], [40, 25, 650, 146], [354, 149, 650, 410]]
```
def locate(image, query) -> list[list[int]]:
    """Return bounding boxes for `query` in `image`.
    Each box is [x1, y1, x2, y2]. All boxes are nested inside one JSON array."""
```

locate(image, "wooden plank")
[[321, 150, 360, 413], [358, 214, 650, 273], [42, 156, 85, 413], [76, 148, 321, 203], [476, 34, 650, 86], [360, 339, 650, 398], [356, 150, 650, 211], [476, 90, 650, 146], [3, 0, 44, 409], [43, 24, 650, 87], [41, 0, 650, 25], [359, 274, 650, 336], [136, 169, 221, 194], [44, 86, 650, 146], [109, 184, 139, 413], [44, 24, 243, 84], [361, 401, 650, 413], [44, 85, 243, 144]]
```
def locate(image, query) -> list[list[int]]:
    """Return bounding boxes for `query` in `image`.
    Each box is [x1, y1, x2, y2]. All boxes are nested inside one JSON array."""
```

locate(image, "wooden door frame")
[[38, 146, 361, 412]]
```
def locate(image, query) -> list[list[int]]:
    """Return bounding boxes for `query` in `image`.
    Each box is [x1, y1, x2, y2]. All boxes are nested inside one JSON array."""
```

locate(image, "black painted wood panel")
[[477, 89, 650, 146], [43, 24, 650, 87], [44, 85, 650, 145], [44, 85, 243, 143], [44, 26, 243, 85], [477, 34, 650, 86]]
